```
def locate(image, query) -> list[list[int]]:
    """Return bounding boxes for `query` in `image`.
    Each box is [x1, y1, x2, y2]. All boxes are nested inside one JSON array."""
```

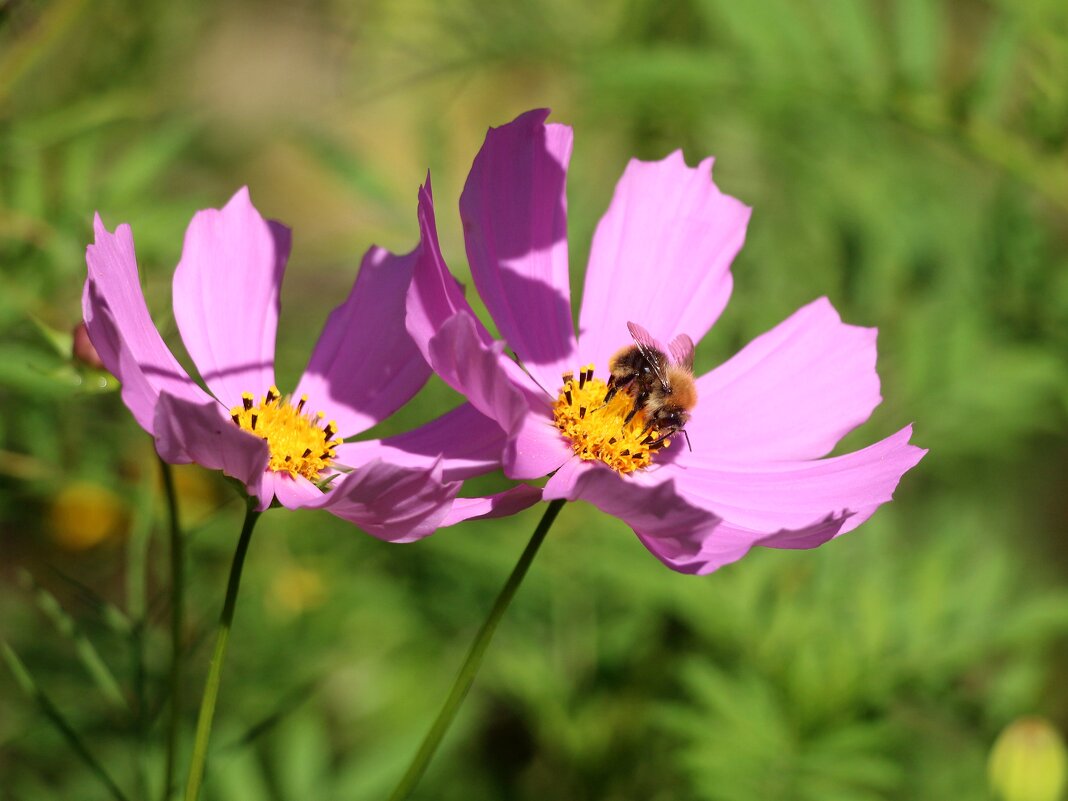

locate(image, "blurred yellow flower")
[[48, 481, 127, 550], [989, 716, 1067, 801], [165, 464, 225, 525], [268, 565, 326, 617]]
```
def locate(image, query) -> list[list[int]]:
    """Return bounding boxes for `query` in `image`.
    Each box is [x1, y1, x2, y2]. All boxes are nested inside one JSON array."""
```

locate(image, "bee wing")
[[668, 334, 695, 371], [626, 321, 671, 384]]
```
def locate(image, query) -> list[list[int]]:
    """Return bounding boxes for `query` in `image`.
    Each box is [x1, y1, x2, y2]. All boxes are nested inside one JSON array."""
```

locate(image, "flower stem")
[[387, 498, 566, 801], [160, 457, 183, 801], [183, 498, 261, 801]]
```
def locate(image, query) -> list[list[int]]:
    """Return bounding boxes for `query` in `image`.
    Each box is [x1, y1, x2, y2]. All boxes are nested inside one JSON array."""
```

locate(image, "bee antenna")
[[681, 429, 692, 452]]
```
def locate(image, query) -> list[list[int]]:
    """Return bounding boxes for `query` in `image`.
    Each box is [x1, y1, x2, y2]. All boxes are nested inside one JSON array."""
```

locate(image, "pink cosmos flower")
[[83, 188, 538, 541], [405, 109, 926, 573]]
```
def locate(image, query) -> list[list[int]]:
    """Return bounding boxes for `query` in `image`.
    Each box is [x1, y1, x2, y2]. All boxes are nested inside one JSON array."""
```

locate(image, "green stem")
[[160, 458, 183, 801], [183, 498, 261, 801], [387, 499, 566, 801]]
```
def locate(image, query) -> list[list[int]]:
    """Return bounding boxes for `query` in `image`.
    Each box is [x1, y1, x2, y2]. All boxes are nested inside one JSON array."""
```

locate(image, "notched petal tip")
[[491, 107, 553, 134], [223, 185, 253, 210], [578, 144, 751, 371], [173, 186, 286, 407]]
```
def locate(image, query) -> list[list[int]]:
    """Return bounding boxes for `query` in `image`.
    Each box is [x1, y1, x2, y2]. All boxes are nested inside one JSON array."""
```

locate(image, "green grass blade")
[[17, 569, 128, 711], [2, 641, 132, 801]]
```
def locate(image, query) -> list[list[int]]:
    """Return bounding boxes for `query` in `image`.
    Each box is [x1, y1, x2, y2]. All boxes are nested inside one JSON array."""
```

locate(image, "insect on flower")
[[404, 108, 926, 574], [604, 321, 697, 449]]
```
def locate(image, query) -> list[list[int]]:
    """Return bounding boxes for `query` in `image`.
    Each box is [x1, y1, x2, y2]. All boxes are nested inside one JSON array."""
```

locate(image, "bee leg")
[[622, 391, 648, 427], [603, 374, 633, 404], [647, 430, 673, 448]]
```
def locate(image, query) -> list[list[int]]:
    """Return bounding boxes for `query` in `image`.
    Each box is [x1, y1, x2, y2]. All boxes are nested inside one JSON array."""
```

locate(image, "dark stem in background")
[[183, 498, 261, 801], [159, 458, 183, 801], [387, 499, 566, 801]]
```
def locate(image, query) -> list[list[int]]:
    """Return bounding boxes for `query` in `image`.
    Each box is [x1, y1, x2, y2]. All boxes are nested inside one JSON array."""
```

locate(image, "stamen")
[[229, 389, 343, 480], [552, 367, 669, 474]]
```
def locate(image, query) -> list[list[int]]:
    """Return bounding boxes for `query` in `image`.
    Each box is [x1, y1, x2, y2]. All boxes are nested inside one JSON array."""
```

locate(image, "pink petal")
[[657, 426, 926, 574], [541, 453, 594, 500], [295, 244, 430, 439], [577, 153, 751, 373], [335, 402, 509, 482], [425, 312, 533, 441], [173, 187, 289, 408], [459, 109, 579, 393], [83, 216, 209, 434], [441, 485, 544, 527], [563, 466, 726, 569], [407, 179, 547, 400], [686, 298, 883, 461], [406, 178, 496, 359], [152, 392, 272, 506], [304, 459, 462, 543], [265, 472, 323, 511], [503, 398, 574, 479]]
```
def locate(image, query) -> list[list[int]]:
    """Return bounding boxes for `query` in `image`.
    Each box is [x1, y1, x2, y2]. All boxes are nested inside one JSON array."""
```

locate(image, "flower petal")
[[504, 399, 574, 479], [335, 402, 509, 482], [459, 109, 579, 393], [578, 153, 751, 372], [563, 466, 726, 569], [541, 453, 594, 500], [406, 184, 566, 479], [425, 312, 533, 441], [265, 471, 323, 510], [686, 298, 882, 461], [295, 244, 430, 438], [173, 187, 289, 408], [406, 178, 496, 355], [304, 459, 461, 543], [83, 216, 209, 433], [441, 485, 544, 527], [658, 426, 926, 573], [407, 179, 546, 394], [152, 392, 272, 506]]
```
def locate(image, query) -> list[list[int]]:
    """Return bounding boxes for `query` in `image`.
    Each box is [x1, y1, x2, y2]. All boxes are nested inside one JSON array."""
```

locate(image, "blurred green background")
[[2, 0, 1068, 799]]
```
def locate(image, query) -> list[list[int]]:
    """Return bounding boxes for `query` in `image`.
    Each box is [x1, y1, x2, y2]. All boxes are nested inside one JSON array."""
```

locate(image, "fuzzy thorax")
[[229, 386, 341, 480], [552, 366, 668, 474]]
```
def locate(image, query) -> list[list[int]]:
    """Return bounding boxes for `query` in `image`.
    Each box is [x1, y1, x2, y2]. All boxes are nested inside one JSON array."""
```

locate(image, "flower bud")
[[71, 321, 105, 370], [989, 716, 1067, 801]]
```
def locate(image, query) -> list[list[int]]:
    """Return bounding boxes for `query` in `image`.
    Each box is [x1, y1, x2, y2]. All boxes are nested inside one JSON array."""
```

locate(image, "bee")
[[604, 321, 697, 450]]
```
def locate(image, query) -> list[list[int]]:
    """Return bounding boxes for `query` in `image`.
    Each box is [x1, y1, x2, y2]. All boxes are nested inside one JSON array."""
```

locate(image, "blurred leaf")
[[17, 569, 128, 711]]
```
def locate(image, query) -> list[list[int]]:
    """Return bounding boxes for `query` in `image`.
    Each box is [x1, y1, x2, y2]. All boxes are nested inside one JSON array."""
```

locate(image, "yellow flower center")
[[229, 386, 341, 480], [552, 365, 668, 475]]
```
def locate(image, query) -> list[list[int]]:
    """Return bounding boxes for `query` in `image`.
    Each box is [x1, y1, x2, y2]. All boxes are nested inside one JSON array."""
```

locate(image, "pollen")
[[229, 386, 341, 481], [552, 365, 668, 475]]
